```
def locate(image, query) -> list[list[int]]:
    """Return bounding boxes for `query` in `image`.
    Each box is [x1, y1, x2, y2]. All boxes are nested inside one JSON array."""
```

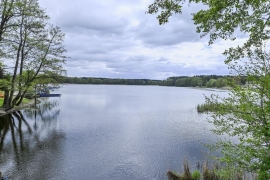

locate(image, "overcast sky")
[[38, 0, 245, 80]]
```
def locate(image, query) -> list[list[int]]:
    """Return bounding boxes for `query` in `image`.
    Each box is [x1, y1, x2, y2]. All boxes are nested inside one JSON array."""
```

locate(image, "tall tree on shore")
[[147, 0, 270, 178], [7, 25, 66, 108], [0, 0, 66, 109]]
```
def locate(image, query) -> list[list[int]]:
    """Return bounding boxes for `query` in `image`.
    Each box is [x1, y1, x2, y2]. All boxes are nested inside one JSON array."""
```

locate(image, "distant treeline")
[[62, 75, 246, 88]]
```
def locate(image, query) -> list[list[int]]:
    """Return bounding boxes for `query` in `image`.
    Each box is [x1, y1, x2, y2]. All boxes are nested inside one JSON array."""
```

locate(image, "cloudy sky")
[[38, 0, 244, 80]]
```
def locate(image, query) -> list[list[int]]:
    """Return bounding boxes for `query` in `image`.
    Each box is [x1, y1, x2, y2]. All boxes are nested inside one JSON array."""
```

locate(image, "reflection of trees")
[[0, 98, 65, 179], [25, 99, 61, 121]]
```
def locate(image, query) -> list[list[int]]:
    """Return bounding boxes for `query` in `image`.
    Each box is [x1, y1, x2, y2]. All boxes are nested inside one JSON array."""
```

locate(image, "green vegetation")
[[0, 97, 29, 108], [206, 55, 270, 179], [0, 97, 30, 107], [63, 75, 243, 88], [196, 103, 217, 113], [191, 170, 201, 180], [148, 0, 270, 178], [167, 161, 254, 180], [21, 98, 30, 104], [0, 0, 66, 109]]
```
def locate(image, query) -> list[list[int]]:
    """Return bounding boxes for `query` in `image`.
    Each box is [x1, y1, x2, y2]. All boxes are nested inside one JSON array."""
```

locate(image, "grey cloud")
[[66, 60, 229, 79], [59, 13, 128, 35], [157, 57, 168, 62], [130, 7, 201, 46], [63, 32, 137, 63], [102, 55, 228, 79], [38, 0, 230, 79]]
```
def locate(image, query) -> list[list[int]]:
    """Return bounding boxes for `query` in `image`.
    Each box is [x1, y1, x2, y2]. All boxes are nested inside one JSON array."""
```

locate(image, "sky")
[[37, 0, 246, 80]]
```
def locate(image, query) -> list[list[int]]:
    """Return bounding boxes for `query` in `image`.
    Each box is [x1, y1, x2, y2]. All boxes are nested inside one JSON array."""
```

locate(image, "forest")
[[62, 75, 246, 88]]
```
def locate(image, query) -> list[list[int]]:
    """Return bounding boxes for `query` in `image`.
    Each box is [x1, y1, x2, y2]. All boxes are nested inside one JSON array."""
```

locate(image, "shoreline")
[[190, 86, 231, 92], [0, 99, 37, 117]]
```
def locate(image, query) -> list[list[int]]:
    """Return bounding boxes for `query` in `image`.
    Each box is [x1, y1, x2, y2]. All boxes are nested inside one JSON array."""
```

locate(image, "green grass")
[[0, 97, 30, 107], [21, 98, 30, 104]]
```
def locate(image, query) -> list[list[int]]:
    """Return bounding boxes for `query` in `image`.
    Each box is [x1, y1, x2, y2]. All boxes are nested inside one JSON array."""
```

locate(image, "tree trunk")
[[2, 90, 9, 108], [15, 90, 27, 106], [11, 91, 21, 106]]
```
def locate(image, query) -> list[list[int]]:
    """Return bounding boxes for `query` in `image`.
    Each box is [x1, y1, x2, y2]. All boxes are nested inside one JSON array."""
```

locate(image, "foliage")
[[191, 170, 201, 180], [0, 79, 10, 90], [147, 0, 270, 61], [197, 102, 218, 113], [0, 97, 29, 106], [216, 78, 227, 88], [0, 0, 66, 108], [148, 0, 270, 178], [167, 161, 254, 180], [206, 79, 217, 88], [0, 63, 11, 93], [205, 50, 270, 179], [63, 75, 233, 88]]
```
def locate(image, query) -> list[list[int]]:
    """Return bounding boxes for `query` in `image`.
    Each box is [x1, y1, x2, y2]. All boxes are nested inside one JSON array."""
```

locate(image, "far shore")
[[190, 86, 232, 91]]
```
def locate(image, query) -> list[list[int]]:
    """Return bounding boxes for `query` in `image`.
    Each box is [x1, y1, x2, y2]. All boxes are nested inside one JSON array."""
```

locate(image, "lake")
[[0, 85, 228, 180]]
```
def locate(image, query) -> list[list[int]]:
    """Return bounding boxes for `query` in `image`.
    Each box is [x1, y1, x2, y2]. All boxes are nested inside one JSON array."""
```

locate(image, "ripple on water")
[[0, 85, 228, 180]]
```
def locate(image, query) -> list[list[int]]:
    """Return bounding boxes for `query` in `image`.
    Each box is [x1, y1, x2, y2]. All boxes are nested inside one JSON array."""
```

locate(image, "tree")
[[0, 0, 15, 88], [192, 77, 203, 87], [148, 0, 270, 178], [216, 78, 227, 88], [0, 61, 4, 79], [206, 49, 270, 179], [206, 79, 216, 88], [1, 0, 66, 109], [0, 0, 15, 42], [10, 25, 66, 108]]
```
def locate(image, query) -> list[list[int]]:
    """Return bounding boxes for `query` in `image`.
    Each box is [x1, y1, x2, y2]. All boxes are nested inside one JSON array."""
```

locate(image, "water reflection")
[[0, 98, 65, 179], [0, 85, 229, 180]]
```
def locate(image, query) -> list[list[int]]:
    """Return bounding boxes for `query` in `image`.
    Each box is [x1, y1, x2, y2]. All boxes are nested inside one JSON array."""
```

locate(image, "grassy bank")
[[0, 91, 31, 104], [197, 103, 218, 113], [0, 97, 30, 107], [167, 161, 257, 180]]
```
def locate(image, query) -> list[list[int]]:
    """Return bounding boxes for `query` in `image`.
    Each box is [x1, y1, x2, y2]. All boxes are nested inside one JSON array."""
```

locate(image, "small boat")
[[38, 93, 61, 97]]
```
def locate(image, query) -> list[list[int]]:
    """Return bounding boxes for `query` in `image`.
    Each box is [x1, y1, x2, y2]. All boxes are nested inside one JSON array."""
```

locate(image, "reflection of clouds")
[[86, 94, 111, 108], [71, 94, 112, 108]]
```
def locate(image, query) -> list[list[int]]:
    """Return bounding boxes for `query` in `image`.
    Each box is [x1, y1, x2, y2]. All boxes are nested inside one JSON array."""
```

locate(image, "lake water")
[[0, 85, 228, 180]]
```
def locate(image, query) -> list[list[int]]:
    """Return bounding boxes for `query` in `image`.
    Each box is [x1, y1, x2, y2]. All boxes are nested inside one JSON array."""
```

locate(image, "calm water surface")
[[0, 85, 228, 180]]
